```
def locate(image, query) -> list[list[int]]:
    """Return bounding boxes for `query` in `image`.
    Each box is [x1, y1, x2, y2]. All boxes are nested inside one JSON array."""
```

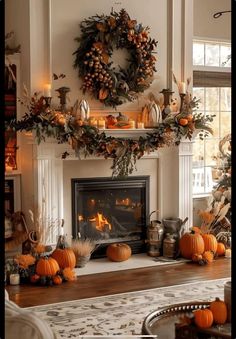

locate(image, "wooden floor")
[[6, 257, 231, 308]]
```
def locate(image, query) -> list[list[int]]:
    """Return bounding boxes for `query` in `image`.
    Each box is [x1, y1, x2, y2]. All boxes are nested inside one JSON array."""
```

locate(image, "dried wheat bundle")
[[71, 239, 96, 257]]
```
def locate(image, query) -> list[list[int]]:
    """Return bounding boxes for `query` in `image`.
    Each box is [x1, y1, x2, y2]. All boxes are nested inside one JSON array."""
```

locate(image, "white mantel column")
[[32, 142, 64, 244]]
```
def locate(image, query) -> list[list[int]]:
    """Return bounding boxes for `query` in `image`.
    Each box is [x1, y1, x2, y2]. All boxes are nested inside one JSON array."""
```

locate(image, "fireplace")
[[71, 176, 150, 258]]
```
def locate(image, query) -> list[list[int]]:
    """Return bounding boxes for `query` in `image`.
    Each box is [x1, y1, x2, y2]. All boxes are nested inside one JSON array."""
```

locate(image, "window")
[[192, 40, 231, 195]]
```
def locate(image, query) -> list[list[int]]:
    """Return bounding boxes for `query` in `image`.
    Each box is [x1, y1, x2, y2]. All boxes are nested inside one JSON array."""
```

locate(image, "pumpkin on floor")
[[201, 234, 218, 254], [36, 257, 60, 276], [106, 243, 132, 262], [194, 309, 214, 329], [51, 248, 76, 269], [179, 231, 205, 259], [209, 297, 227, 324]]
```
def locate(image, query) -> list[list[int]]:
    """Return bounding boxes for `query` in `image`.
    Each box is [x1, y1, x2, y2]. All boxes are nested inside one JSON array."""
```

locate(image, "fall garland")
[[6, 92, 214, 177], [73, 9, 158, 107]]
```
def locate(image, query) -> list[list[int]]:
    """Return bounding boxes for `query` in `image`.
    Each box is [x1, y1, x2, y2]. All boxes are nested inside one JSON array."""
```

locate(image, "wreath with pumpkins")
[[73, 9, 157, 107]]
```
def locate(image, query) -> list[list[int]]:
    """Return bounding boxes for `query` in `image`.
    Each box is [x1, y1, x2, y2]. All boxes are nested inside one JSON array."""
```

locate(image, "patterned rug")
[[27, 278, 230, 339]]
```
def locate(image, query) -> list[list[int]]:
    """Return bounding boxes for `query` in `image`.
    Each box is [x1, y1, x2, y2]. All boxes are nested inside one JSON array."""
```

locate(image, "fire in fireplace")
[[71, 176, 150, 258]]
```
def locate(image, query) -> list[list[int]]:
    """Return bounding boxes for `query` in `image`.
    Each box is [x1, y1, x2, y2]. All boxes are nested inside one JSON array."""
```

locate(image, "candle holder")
[[55, 86, 71, 112], [179, 93, 186, 112], [159, 88, 174, 119], [44, 96, 52, 108]]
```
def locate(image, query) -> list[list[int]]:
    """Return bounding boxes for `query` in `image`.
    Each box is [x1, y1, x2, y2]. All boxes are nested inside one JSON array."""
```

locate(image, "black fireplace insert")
[[71, 176, 150, 258]]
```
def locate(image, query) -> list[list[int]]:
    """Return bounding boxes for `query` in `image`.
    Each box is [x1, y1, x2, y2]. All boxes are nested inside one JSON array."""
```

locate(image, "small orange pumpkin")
[[36, 257, 60, 276], [99, 88, 109, 100], [194, 308, 214, 328], [53, 275, 63, 285], [201, 234, 218, 254], [202, 251, 214, 263], [30, 274, 40, 283], [216, 242, 226, 256], [51, 248, 76, 269], [106, 243, 132, 262], [192, 253, 203, 262], [178, 118, 188, 126], [179, 232, 205, 259], [210, 297, 227, 324]]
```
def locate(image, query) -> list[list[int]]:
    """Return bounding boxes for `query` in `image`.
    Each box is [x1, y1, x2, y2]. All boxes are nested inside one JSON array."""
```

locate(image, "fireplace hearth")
[[71, 176, 150, 258]]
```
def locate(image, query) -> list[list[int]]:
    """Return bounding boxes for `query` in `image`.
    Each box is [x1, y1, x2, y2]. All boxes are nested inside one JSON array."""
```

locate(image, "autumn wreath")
[[73, 9, 158, 107]]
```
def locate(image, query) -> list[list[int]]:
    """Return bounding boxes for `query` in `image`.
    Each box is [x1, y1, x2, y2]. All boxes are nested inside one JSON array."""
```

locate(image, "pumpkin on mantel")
[[106, 243, 132, 262], [179, 231, 205, 259], [51, 248, 76, 269]]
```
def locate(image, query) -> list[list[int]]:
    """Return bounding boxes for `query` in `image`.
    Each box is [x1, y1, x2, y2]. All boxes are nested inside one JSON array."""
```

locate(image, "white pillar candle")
[[10, 273, 20, 285], [179, 82, 186, 94], [129, 119, 135, 129], [98, 118, 106, 129], [137, 122, 144, 129], [44, 83, 52, 97]]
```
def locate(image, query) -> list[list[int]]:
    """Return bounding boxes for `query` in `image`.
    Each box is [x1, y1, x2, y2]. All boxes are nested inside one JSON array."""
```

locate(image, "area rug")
[[27, 278, 230, 339]]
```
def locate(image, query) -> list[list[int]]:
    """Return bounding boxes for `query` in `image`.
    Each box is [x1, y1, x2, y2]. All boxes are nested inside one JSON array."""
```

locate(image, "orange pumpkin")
[[210, 297, 227, 324], [51, 248, 76, 269], [192, 253, 203, 262], [36, 257, 60, 276], [201, 234, 218, 254], [216, 242, 226, 256], [99, 88, 109, 100], [30, 274, 40, 283], [178, 118, 188, 126], [106, 243, 132, 262], [179, 232, 205, 259], [191, 226, 202, 234], [194, 308, 214, 328], [53, 275, 63, 285], [202, 251, 214, 263]]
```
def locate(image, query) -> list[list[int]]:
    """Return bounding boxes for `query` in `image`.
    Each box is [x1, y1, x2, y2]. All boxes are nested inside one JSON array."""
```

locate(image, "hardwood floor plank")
[[5, 257, 231, 308]]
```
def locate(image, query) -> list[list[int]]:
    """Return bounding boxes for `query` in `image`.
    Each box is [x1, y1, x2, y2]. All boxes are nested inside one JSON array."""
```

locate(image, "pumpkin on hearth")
[[106, 243, 132, 262], [51, 248, 76, 269], [36, 257, 60, 276], [179, 231, 205, 259], [202, 250, 214, 263], [194, 309, 214, 328], [209, 297, 227, 324], [216, 242, 226, 256], [201, 234, 218, 254]]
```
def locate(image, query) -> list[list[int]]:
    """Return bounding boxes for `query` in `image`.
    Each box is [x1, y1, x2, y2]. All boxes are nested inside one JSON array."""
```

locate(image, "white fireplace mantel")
[[31, 135, 194, 244]]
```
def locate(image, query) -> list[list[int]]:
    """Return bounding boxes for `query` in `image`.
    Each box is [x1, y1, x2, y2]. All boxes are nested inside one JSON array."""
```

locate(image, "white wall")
[[193, 0, 231, 40]]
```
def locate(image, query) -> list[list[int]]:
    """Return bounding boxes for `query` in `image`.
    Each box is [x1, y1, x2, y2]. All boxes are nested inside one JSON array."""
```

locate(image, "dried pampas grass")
[[71, 239, 96, 257]]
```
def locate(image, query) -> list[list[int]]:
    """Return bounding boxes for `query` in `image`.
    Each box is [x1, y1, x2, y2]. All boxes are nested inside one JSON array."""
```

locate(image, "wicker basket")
[[76, 254, 91, 268]]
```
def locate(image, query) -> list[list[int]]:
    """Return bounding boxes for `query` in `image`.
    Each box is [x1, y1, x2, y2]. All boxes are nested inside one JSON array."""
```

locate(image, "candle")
[[179, 82, 186, 94], [44, 83, 52, 97], [89, 117, 98, 127], [137, 122, 144, 129], [10, 273, 20, 285], [129, 119, 135, 129], [225, 248, 231, 258], [98, 117, 106, 129]]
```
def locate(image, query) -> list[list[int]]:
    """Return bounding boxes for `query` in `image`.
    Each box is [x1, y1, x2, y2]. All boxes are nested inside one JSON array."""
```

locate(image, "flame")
[[96, 212, 112, 231], [115, 198, 131, 206]]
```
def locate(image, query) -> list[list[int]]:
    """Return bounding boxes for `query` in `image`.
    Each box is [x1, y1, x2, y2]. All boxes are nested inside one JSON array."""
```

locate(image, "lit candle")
[[10, 273, 20, 285], [44, 83, 52, 97], [129, 119, 135, 129], [179, 82, 186, 94], [137, 122, 144, 129], [98, 117, 106, 129]]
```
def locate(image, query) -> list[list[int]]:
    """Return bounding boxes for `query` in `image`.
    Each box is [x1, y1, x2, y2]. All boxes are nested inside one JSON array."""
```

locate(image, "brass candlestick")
[[179, 93, 186, 112], [159, 88, 174, 119], [55, 86, 71, 112]]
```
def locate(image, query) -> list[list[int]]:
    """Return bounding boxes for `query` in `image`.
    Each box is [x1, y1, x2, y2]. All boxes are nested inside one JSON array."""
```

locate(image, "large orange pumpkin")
[[194, 308, 214, 328], [210, 297, 227, 324], [106, 243, 132, 262], [201, 234, 218, 254], [179, 232, 205, 259], [36, 257, 60, 276], [51, 248, 76, 269]]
